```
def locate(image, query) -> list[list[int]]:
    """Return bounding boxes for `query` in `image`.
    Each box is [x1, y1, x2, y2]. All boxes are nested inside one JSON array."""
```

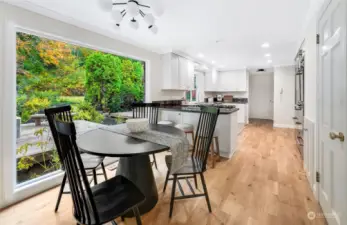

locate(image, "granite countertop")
[[159, 106, 239, 114]]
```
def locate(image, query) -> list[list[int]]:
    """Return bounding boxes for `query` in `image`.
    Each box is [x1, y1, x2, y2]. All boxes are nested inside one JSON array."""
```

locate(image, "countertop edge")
[[159, 107, 239, 114]]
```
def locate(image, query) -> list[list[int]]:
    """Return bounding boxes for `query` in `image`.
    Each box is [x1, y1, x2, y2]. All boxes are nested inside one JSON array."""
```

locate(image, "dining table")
[[76, 120, 186, 216]]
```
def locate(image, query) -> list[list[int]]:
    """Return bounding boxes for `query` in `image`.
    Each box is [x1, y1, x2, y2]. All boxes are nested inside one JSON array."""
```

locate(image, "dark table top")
[[77, 124, 184, 157]]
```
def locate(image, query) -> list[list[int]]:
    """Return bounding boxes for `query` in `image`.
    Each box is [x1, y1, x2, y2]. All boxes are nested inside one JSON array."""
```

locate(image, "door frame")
[[316, 0, 347, 220]]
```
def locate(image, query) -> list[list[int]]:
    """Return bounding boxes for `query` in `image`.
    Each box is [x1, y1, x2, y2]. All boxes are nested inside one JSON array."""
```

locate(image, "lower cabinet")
[[159, 109, 238, 158]]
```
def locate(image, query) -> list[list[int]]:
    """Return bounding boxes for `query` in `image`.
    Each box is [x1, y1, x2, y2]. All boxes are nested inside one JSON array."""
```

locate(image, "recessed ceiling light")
[[267, 59, 273, 63], [212, 60, 216, 64], [261, 42, 270, 48], [265, 53, 271, 57], [198, 53, 204, 58]]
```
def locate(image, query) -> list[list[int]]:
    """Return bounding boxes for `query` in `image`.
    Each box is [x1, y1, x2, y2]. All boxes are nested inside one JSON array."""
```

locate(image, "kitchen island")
[[159, 106, 239, 158]]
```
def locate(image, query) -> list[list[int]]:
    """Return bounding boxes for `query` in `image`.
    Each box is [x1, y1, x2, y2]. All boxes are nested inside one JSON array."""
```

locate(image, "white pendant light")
[[149, 25, 158, 34], [98, 0, 113, 12], [114, 23, 121, 31], [130, 19, 139, 30], [127, 1, 139, 17], [112, 10, 123, 23], [144, 13, 155, 25], [150, 0, 164, 17]]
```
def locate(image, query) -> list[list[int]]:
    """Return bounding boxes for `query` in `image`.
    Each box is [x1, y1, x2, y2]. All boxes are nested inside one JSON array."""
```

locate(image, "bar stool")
[[209, 129, 221, 168], [175, 123, 195, 149], [158, 121, 174, 126]]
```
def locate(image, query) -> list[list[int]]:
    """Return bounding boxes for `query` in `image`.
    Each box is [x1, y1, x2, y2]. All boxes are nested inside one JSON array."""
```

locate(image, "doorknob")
[[329, 132, 345, 142]]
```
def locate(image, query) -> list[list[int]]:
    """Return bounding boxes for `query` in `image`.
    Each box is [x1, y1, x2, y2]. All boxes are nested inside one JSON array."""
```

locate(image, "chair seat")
[[175, 123, 194, 133], [81, 153, 105, 170], [165, 155, 203, 175], [158, 120, 174, 126], [78, 175, 145, 225]]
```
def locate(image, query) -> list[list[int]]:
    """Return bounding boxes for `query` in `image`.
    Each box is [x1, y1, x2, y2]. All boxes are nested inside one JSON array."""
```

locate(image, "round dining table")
[[77, 123, 185, 216]]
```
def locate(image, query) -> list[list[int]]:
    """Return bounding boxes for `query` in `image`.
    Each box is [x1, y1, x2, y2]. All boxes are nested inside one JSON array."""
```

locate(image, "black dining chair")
[[44, 105, 108, 212], [131, 102, 160, 169], [163, 106, 220, 217], [54, 118, 145, 225]]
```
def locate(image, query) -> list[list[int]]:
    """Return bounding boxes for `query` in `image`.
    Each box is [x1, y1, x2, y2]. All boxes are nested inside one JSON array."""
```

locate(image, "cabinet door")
[[181, 112, 200, 128], [178, 57, 188, 90], [205, 69, 218, 91], [171, 54, 180, 89]]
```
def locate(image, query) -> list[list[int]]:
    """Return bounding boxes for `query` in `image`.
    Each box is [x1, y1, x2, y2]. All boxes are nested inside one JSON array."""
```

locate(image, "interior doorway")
[[249, 72, 274, 120]]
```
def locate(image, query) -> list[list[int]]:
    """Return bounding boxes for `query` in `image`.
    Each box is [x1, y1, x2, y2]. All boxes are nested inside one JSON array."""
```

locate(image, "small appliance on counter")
[[223, 95, 233, 103], [216, 94, 223, 102], [204, 97, 214, 103]]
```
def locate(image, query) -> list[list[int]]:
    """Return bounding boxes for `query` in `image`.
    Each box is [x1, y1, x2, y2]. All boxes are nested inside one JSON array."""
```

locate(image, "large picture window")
[[15, 31, 145, 185]]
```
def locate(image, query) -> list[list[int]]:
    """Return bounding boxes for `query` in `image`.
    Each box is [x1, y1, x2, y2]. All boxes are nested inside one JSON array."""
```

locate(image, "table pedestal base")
[[116, 154, 158, 216]]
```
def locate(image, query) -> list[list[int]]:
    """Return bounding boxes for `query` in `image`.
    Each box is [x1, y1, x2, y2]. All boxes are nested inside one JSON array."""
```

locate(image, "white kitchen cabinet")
[[162, 53, 194, 90], [204, 68, 218, 91], [160, 110, 182, 124], [217, 69, 248, 92]]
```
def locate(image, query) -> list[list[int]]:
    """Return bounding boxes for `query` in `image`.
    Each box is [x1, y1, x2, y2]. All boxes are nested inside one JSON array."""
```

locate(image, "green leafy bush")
[[72, 101, 104, 123], [21, 97, 51, 122]]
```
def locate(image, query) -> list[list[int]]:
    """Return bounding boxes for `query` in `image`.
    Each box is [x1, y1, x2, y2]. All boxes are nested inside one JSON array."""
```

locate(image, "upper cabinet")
[[206, 69, 249, 92], [162, 53, 194, 90], [205, 68, 218, 91]]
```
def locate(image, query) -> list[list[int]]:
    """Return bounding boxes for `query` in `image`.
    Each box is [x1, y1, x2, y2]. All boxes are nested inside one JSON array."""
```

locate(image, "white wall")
[[0, 2, 183, 208], [303, 16, 318, 122], [273, 66, 295, 128]]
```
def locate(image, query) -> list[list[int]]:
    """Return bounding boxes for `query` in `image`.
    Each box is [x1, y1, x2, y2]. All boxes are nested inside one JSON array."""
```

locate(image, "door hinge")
[[316, 171, 320, 183], [316, 34, 320, 44]]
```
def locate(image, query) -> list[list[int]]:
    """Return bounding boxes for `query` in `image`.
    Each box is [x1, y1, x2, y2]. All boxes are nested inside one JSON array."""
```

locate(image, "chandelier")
[[98, 0, 163, 34]]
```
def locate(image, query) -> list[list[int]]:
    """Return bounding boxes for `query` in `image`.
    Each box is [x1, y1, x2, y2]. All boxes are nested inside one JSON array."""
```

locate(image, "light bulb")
[[112, 10, 123, 23], [149, 25, 158, 34], [127, 1, 139, 17], [97, 0, 113, 12], [130, 19, 139, 30], [150, 0, 164, 17], [144, 13, 155, 25]]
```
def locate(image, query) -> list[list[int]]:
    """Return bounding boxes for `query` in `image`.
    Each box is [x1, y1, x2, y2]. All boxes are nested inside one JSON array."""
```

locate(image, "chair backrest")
[[192, 107, 220, 171], [132, 102, 160, 124], [54, 119, 99, 225], [44, 105, 73, 168]]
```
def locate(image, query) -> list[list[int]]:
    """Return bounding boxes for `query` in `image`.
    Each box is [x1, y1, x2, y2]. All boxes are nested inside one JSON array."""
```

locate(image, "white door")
[[318, 0, 347, 224], [249, 73, 274, 120]]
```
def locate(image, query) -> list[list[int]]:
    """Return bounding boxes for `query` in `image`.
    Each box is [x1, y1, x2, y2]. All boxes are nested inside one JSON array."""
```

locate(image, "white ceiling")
[[5, 0, 311, 70]]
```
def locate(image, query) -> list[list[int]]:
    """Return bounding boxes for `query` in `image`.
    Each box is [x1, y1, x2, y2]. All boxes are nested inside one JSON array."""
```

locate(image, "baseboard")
[[273, 123, 296, 129]]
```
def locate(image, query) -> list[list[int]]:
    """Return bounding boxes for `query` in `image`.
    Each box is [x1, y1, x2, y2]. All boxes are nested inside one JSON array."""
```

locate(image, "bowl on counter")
[[126, 118, 149, 133]]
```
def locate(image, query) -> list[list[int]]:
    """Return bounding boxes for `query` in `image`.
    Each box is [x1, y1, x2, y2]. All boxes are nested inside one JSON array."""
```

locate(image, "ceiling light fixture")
[[261, 42, 270, 48], [98, 0, 163, 34], [265, 53, 271, 57], [267, 59, 273, 63], [198, 53, 204, 58], [212, 60, 216, 64]]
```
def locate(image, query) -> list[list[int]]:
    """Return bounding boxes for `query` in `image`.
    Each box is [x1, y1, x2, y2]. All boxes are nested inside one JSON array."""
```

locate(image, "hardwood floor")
[[0, 121, 327, 225]]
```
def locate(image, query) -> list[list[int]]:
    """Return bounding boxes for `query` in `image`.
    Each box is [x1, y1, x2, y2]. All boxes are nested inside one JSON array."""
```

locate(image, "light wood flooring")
[[0, 121, 327, 225]]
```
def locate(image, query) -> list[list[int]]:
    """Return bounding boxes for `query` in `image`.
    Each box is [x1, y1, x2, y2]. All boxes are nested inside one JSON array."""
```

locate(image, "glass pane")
[[16, 32, 145, 185]]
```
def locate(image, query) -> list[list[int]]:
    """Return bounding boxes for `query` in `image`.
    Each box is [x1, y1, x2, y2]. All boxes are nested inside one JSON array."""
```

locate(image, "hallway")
[[0, 122, 327, 225]]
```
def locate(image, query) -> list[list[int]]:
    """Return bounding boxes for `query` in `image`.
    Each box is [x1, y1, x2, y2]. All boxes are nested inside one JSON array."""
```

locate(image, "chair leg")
[[54, 173, 67, 212], [200, 172, 212, 213], [169, 175, 177, 218], [215, 137, 221, 162], [101, 162, 108, 180], [193, 174, 198, 189], [163, 170, 170, 192], [92, 169, 97, 185], [133, 206, 142, 225], [152, 154, 158, 169]]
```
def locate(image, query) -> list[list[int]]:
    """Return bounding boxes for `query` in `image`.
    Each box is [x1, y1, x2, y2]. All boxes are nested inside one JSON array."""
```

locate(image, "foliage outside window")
[[16, 32, 145, 184]]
